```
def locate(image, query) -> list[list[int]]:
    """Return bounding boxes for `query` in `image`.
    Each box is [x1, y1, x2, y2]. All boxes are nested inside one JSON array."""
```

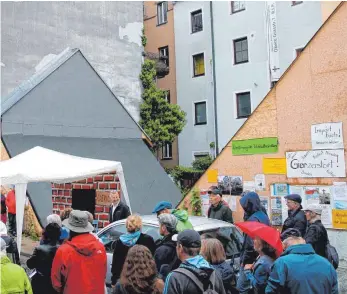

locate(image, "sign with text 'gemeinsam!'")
[[286, 150, 346, 178]]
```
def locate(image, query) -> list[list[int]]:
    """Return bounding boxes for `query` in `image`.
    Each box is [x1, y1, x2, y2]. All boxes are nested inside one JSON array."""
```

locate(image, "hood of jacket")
[[65, 233, 104, 257], [172, 209, 189, 222], [157, 233, 176, 248], [281, 243, 315, 257], [240, 192, 263, 216], [211, 261, 233, 281], [0, 254, 11, 265], [181, 255, 214, 283]]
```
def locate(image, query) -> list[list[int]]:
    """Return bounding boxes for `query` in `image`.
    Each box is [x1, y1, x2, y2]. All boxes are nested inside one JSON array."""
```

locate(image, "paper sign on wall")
[[232, 137, 278, 155], [263, 158, 287, 174], [207, 169, 218, 183], [332, 209, 347, 229], [200, 191, 210, 217], [311, 122, 343, 150], [244, 181, 256, 192], [332, 182, 347, 201], [286, 150, 346, 178], [255, 174, 265, 191]]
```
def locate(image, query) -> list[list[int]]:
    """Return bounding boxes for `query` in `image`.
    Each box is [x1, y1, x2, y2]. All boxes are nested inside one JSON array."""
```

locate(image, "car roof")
[[100, 214, 236, 233]]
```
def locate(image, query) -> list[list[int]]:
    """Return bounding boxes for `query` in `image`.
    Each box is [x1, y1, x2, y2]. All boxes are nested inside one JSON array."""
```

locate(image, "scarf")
[[120, 230, 141, 247]]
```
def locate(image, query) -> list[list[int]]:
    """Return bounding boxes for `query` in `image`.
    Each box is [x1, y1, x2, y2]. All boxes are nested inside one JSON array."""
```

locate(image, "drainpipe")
[[209, 1, 219, 156]]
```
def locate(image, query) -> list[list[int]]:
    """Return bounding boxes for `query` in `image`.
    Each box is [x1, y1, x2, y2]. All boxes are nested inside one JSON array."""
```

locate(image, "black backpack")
[[325, 242, 339, 269], [174, 268, 219, 294]]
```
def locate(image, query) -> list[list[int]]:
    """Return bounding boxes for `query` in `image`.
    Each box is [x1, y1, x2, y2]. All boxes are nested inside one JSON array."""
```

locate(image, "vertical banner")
[[266, 1, 280, 82]]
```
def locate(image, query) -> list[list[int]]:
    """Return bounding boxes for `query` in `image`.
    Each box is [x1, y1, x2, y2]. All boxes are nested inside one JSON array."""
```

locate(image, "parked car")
[[97, 215, 243, 287]]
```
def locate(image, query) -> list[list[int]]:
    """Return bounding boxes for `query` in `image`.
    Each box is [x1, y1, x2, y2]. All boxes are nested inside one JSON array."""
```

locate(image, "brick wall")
[[52, 172, 121, 228]]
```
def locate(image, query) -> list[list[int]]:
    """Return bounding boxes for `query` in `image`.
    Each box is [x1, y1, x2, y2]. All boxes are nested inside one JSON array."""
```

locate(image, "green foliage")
[[209, 141, 215, 149], [140, 59, 186, 151], [192, 155, 213, 171], [190, 188, 202, 216], [141, 28, 147, 47]]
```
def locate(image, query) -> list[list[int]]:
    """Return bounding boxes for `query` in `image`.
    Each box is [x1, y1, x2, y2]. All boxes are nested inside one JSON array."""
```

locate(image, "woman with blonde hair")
[[111, 214, 155, 288], [115, 245, 164, 294], [201, 238, 235, 294]]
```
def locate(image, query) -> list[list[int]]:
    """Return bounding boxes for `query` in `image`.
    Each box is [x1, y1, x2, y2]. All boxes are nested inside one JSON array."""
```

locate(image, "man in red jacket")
[[51, 210, 107, 294], [5, 189, 16, 236]]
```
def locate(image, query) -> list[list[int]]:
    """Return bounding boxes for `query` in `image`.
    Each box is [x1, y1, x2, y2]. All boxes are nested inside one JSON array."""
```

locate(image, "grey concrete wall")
[[2, 51, 142, 139], [1, 1, 143, 121]]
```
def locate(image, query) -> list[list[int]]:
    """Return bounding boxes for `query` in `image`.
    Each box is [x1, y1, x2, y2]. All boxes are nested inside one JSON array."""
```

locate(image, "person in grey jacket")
[[207, 187, 233, 223]]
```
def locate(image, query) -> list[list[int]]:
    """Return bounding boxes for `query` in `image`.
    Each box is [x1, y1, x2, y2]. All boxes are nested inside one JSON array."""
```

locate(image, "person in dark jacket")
[[155, 213, 180, 278], [207, 186, 233, 223], [201, 238, 235, 294], [1, 192, 7, 224], [266, 232, 338, 294], [0, 221, 20, 265], [164, 230, 226, 294], [27, 223, 60, 294], [111, 214, 155, 287], [115, 245, 164, 294], [239, 192, 270, 265], [304, 204, 328, 258], [282, 194, 307, 237], [108, 190, 130, 224], [237, 237, 276, 294]]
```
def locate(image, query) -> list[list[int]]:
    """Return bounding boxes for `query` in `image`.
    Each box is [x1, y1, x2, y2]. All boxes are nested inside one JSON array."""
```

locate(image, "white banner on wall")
[[286, 149, 346, 178], [311, 122, 344, 150], [266, 1, 280, 81]]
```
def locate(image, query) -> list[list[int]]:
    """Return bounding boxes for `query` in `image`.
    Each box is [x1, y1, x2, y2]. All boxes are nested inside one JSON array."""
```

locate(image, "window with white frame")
[[194, 152, 210, 160], [159, 46, 169, 67], [231, 1, 245, 13], [194, 101, 207, 125], [234, 37, 248, 64], [162, 143, 172, 159], [236, 92, 251, 119], [191, 9, 203, 33], [157, 2, 168, 25], [193, 53, 205, 77]]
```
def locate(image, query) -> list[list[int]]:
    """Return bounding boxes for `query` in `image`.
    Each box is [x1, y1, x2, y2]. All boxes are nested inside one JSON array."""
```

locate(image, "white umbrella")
[[0, 146, 131, 252]]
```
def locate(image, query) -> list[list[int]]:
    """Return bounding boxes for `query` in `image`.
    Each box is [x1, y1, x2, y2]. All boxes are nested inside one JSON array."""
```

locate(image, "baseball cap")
[[284, 194, 302, 204], [158, 213, 178, 232], [152, 201, 172, 214], [172, 229, 201, 248], [281, 228, 301, 241], [303, 204, 322, 215], [208, 186, 222, 196]]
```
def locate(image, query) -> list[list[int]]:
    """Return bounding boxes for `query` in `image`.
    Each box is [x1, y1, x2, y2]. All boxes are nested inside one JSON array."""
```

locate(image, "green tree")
[[192, 155, 213, 171], [190, 187, 202, 216], [139, 59, 186, 157]]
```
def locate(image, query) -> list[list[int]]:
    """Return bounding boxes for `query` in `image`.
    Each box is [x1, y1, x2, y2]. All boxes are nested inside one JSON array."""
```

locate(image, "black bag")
[[174, 268, 219, 294], [325, 242, 339, 269]]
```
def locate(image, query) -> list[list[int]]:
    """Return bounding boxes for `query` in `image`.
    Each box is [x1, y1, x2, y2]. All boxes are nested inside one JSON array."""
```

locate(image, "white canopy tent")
[[0, 146, 131, 253]]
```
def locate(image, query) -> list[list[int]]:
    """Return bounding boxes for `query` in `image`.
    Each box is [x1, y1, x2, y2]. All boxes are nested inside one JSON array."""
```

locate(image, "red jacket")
[[5, 190, 16, 214], [51, 233, 107, 294]]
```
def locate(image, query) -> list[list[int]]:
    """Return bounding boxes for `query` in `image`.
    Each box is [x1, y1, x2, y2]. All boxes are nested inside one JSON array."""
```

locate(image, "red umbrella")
[[235, 221, 283, 257]]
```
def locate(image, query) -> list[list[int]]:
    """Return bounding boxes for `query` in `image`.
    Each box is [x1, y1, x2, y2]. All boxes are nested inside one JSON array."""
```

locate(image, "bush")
[[192, 155, 213, 170]]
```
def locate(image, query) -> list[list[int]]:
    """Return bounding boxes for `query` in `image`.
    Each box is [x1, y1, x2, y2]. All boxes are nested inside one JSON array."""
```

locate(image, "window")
[[194, 101, 207, 125], [193, 53, 205, 77], [236, 92, 251, 118], [234, 37, 248, 64], [162, 143, 173, 159], [194, 152, 209, 160], [159, 46, 169, 67], [191, 9, 203, 33], [157, 2, 168, 25], [164, 90, 170, 103], [295, 47, 304, 57], [231, 1, 245, 13], [292, 1, 303, 6]]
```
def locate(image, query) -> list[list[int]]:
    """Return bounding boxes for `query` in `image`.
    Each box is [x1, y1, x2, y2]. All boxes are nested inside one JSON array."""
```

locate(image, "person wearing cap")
[[282, 194, 307, 238], [1, 238, 33, 294], [266, 228, 338, 294], [154, 213, 180, 278], [164, 229, 226, 294], [108, 190, 130, 224], [152, 201, 193, 232], [303, 204, 329, 258], [51, 210, 107, 294], [207, 186, 233, 223]]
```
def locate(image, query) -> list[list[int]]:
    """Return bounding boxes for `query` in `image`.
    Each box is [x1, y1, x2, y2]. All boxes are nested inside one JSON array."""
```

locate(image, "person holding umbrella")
[[235, 221, 283, 294]]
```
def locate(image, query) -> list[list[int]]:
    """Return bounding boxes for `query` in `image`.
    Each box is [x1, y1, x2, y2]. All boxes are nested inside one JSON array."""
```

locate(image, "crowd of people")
[[0, 187, 341, 294]]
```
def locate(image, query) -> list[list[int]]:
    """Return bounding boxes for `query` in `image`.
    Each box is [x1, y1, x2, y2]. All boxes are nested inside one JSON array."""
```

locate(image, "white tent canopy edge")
[[0, 146, 131, 254]]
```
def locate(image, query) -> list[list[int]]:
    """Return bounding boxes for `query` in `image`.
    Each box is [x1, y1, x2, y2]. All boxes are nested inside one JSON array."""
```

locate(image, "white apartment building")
[[174, 1, 331, 166]]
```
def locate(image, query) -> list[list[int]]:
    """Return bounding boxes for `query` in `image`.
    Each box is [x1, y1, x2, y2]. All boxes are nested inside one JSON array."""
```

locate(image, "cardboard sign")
[[96, 191, 111, 206], [332, 209, 347, 229], [232, 137, 278, 155], [311, 122, 343, 150], [263, 158, 287, 174], [207, 169, 218, 183], [286, 150, 346, 178]]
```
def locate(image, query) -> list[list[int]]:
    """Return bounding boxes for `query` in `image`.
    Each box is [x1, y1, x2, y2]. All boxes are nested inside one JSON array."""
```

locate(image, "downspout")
[[209, 1, 219, 155]]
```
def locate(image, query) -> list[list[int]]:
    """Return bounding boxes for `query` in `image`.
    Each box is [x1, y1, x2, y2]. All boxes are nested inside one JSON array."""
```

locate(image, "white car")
[[97, 214, 244, 287]]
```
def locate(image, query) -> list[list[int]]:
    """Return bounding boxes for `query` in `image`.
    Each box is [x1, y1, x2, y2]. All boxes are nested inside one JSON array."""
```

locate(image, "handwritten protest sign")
[[286, 150, 346, 178], [311, 122, 343, 150]]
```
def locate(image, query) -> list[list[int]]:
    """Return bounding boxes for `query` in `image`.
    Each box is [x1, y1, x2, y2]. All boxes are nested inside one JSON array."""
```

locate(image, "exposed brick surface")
[[103, 221, 110, 227], [64, 190, 71, 196], [73, 184, 81, 189], [82, 184, 92, 190], [87, 177, 93, 183], [65, 184, 72, 189], [52, 190, 58, 196], [98, 214, 109, 220], [104, 175, 114, 181], [104, 206, 110, 213], [98, 183, 109, 189], [95, 206, 104, 213], [94, 175, 103, 181], [109, 183, 117, 189]]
